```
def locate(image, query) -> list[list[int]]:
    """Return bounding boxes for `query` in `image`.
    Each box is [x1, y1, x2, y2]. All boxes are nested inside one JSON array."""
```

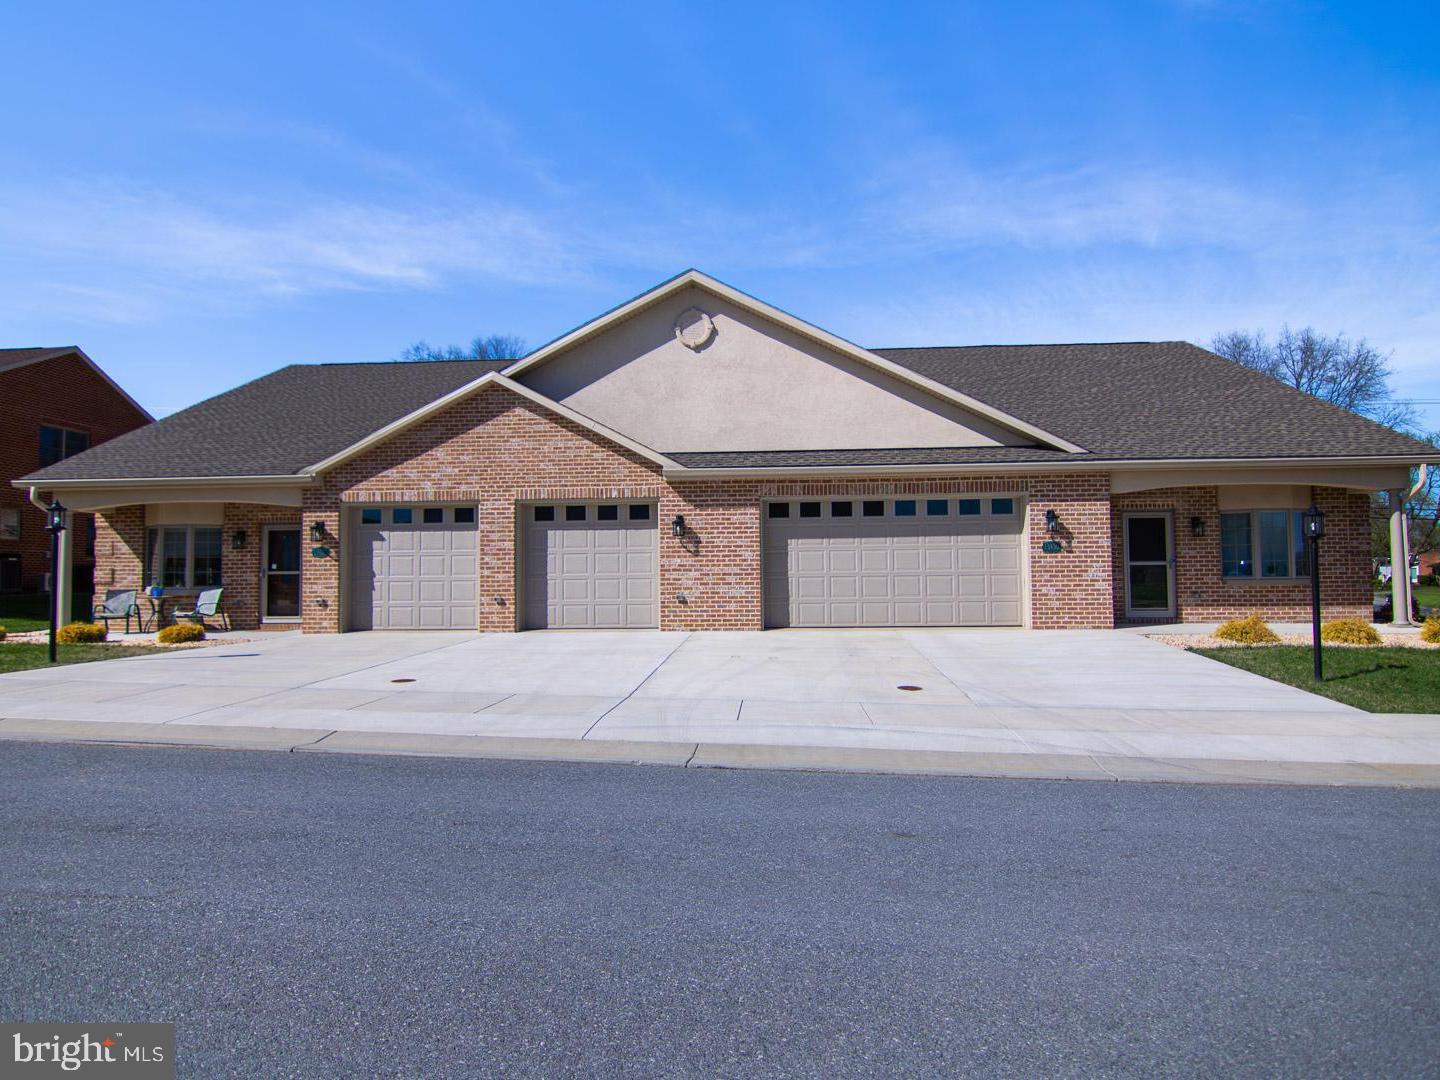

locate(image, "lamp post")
[[46, 499, 67, 664], [1302, 504, 1326, 683]]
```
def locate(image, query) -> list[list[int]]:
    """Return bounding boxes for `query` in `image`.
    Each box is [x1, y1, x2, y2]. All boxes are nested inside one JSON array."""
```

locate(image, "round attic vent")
[[674, 307, 716, 350]]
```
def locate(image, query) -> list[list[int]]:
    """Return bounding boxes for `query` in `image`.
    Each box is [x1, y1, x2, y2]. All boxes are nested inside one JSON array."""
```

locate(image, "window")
[[894, 500, 916, 516], [534, 506, 555, 522], [768, 503, 790, 519], [991, 498, 1015, 515], [597, 504, 619, 521], [831, 501, 853, 517], [565, 505, 586, 522], [0, 509, 18, 541], [392, 508, 413, 524], [145, 526, 223, 588], [360, 508, 381, 525], [422, 508, 444, 524], [454, 507, 476, 524], [799, 501, 821, 518], [628, 504, 651, 521], [1220, 513, 1252, 577], [38, 425, 89, 467], [926, 499, 948, 517], [862, 500, 885, 517], [1221, 510, 1313, 579], [956, 499, 981, 515]]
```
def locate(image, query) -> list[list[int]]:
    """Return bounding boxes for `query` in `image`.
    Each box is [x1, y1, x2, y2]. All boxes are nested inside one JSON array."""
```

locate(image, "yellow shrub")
[[1320, 618, 1382, 646], [0, 625, 6, 641], [55, 622, 106, 644], [1213, 614, 1280, 645], [157, 623, 205, 644], [1419, 616, 1440, 645]]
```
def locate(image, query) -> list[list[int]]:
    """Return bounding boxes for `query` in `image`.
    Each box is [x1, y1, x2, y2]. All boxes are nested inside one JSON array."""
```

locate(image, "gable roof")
[[502, 270, 1087, 453], [0, 346, 154, 421], [872, 342, 1437, 462]]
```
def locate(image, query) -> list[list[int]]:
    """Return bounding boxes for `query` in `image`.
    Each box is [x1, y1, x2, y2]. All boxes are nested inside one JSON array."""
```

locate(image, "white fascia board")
[[304, 372, 684, 475], [12, 473, 313, 489], [501, 270, 1088, 454], [661, 452, 1440, 480]]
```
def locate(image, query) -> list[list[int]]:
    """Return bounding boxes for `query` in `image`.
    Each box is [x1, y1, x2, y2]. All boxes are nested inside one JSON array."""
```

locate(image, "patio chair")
[[91, 589, 140, 635], [173, 587, 230, 631]]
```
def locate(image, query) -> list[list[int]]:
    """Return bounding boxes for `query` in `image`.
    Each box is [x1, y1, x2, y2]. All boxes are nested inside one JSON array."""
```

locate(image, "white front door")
[[1123, 512, 1175, 619]]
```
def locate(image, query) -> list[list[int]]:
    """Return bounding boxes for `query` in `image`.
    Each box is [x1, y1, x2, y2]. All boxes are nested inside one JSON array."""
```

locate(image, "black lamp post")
[[1302, 504, 1326, 682], [46, 499, 67, 665]]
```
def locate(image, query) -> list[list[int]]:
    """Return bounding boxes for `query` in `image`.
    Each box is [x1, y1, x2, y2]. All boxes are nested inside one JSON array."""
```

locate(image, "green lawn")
[[0, 642, 167, 674], [1383, 581, 1439, 611], [0, 593, 96, 634], [1194, 645, 1440, 713]]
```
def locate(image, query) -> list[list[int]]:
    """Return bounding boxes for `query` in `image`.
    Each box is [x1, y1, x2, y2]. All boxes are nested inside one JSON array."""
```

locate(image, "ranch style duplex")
[[17, 271, 1439, 634]]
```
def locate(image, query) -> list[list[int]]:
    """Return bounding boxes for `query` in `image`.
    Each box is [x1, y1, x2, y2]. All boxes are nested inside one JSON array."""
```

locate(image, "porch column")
[[1388, 489, 1412, 626], [56, 522, 73, 625]]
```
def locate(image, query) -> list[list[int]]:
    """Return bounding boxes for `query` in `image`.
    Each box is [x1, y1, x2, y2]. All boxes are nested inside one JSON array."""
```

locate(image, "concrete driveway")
[[3, 629, 1438, 783]]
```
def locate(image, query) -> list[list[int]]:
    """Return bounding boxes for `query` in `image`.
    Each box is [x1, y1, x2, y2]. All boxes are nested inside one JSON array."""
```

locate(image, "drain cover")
[[897, 685, 923, 692], [390, 678, 416, 684]]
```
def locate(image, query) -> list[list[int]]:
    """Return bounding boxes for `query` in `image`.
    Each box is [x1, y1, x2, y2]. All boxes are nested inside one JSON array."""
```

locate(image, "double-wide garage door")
[[522, 502, 658, 629], [348, 505, 479, 630], [763, 496, 1023, 627]]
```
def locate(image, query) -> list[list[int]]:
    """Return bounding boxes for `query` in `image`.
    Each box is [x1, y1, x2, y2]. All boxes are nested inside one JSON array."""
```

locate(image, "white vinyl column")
[[1388, 489, 1412, 626], [56, 522, 73, 625]]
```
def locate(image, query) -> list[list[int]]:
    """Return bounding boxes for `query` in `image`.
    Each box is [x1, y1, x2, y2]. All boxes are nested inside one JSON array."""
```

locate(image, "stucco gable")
[[507, 273, 1082, 454]]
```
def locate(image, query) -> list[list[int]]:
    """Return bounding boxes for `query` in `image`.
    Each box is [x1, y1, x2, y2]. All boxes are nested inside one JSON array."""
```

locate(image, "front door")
[[1123, 513, 1175, 619], [263, 526, 302, 621]]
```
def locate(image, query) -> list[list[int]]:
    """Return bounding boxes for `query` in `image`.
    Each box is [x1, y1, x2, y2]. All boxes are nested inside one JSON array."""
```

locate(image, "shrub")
[[1320, 618, 1382, 646], [55, 622, 106, 645], [157, 623, 205, 644], [1421, 616, 1440, 645], [0, 626, 6, 642], [1213, 614, 1280, 645]]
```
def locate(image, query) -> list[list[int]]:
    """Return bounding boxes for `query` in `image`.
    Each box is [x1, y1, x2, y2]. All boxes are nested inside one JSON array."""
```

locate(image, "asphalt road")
[[1, 743, 1436, 1078]]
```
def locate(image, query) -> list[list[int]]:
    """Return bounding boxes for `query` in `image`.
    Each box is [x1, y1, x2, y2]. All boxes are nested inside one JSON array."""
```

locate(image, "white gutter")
[[1409, 463, 1429, 501], [661, 452, 1440, 480]]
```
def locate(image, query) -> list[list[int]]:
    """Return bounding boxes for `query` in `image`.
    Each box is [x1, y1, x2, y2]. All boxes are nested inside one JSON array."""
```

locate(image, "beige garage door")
[[347, 505, 478, 630], [522, 502, 658, 629], [763, 496, 1024, 627]]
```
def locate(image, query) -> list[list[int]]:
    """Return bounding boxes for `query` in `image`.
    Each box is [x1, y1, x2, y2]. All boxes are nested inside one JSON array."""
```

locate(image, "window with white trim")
[[1220, 511, 1311, 580], [145, 526, 223, 588], [0, 509, 18, 542]]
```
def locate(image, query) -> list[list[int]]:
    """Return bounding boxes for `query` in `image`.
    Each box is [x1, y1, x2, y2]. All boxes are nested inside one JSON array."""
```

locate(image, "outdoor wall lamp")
[[1044, 509, 1060, 534], [231, 529, 248, 550], [47, 499, 68, 533], [310, 520, 328, 543], [1190, 516, 1206, 538], [672, 514, 686, 538]]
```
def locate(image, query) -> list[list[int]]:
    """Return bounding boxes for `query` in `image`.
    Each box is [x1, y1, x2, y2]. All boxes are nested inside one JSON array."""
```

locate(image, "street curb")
[[3, 716, 1439, 787]]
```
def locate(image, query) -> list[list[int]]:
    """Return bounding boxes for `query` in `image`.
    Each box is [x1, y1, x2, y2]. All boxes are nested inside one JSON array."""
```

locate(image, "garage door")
[[522, 502, 658, 629], [347, 505, 478, 630], [763, 496, 1023, 627]]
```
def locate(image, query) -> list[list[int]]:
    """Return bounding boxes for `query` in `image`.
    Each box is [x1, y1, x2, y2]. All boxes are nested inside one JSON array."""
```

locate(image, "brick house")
[[16, 272, 1439, 633], [1, 347, 151, 601]]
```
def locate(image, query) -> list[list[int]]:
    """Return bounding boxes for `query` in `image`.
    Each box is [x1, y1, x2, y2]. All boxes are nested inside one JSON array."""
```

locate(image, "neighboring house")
[[0, 347, 152, 600], [16, 272, 1439, 633]]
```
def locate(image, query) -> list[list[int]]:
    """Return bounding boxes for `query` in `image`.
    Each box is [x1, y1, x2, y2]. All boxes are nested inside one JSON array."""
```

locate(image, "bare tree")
[[1210, 326, 1418, 430], [397, 334, 527, 362]]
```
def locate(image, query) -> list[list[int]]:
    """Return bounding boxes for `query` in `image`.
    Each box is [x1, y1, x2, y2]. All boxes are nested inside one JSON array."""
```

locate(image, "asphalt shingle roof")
[[0, 347, 77, 374], [22, 343, 1437, 482], [24, 360, 507, 481]]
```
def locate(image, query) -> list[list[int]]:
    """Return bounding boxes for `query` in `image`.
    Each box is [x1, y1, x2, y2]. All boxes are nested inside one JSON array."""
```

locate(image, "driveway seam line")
[[1089, 754, 1120, 781], [683, 743, 699, 767], [472, 693, 515, 715], [581, 633, 693, 740], [293, 730, 338, 750]]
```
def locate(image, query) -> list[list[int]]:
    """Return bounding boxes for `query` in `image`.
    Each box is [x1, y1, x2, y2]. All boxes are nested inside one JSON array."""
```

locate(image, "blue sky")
[[3, 1, 1437, 429]]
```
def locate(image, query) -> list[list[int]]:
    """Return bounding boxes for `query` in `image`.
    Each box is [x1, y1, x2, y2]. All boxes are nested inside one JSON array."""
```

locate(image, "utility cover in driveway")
[[763, 496, 1023, 627], [523, 502, 658, 629], [348, 506, 478, 630]]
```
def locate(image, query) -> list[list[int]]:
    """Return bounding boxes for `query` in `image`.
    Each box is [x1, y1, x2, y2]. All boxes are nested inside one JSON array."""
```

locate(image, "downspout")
[[28, 486, 73, 625], [1400, 464, 1429, 623]]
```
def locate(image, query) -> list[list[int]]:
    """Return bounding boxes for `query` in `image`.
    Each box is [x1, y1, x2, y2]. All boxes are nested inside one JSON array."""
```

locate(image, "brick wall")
[[1111, 485, 1372, 623], [222, 504, 303, 630], [93, 506, 145, 595], [1, 353, 150, 591]]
